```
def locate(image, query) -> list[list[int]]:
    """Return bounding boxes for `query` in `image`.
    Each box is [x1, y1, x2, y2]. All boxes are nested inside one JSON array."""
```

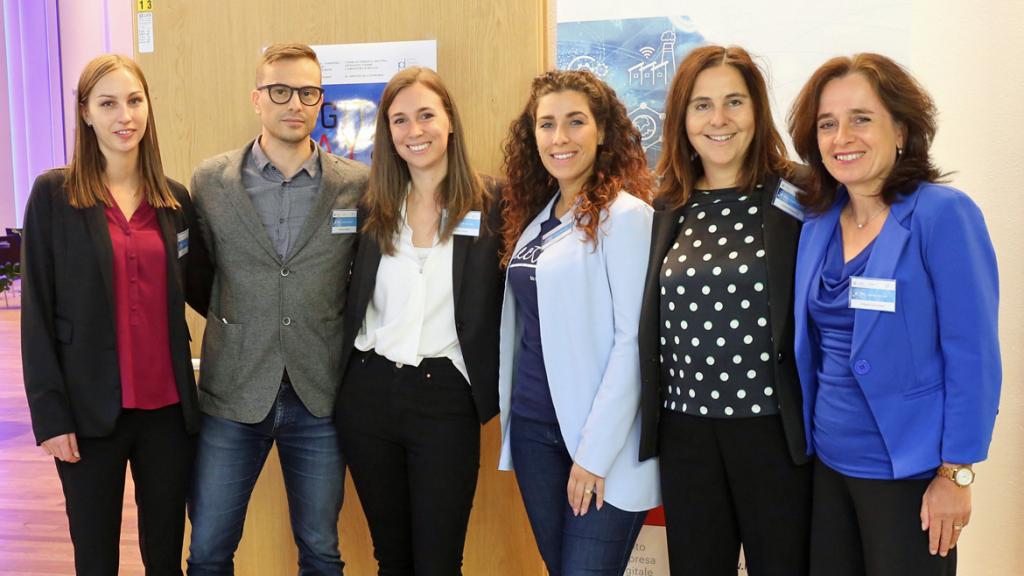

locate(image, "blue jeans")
[[187, 382, 345, 575], [509, 414, 646, 576]]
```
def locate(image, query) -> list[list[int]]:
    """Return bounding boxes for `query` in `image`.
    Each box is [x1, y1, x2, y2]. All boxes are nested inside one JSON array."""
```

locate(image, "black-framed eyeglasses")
[[257, 84, 324, 106]]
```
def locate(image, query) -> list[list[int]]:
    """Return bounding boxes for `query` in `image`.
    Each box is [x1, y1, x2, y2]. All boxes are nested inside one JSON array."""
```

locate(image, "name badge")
[[772, 179, 805, 222], [331, 209, 358, 234], [177, 229, 189, 258], [849, 276, 896, 312], [541, 220, 574, 249], [453, 211, 482, 237]]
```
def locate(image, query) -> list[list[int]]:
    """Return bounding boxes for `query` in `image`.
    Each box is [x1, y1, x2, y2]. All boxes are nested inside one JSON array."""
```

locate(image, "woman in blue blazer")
[[497, 70, 659, 576], [788, 53, 1000, 576]]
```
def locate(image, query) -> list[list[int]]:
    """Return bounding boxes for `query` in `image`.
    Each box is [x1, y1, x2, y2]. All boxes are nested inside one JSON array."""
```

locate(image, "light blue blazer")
[[498, 191, 661, 512], [794, 182, 1001, 478]]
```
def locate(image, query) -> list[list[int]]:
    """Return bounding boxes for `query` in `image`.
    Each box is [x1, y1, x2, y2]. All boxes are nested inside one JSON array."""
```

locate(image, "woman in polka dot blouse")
[[637, 45, 812, 575], [789, 54, 999, 576], [496, 70, 659, 576]]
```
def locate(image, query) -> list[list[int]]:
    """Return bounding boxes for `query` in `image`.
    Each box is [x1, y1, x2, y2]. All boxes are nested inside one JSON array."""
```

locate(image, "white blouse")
[[354, 206, 468, 383]]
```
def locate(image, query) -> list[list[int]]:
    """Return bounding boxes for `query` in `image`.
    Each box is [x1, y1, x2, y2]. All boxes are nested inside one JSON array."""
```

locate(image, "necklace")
[[844, 203, 889, 229]]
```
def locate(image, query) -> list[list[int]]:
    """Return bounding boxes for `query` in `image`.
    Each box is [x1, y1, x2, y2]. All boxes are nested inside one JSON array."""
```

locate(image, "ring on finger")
[[953, 524, 965, 531]]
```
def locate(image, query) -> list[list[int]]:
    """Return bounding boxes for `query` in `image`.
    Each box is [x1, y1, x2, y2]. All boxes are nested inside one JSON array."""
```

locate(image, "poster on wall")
[[557, 16, 704, 169], [311, 40, 437, 164]]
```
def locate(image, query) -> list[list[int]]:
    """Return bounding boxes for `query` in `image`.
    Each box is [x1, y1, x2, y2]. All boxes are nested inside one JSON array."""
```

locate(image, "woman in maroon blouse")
[[20, 54, 209, 575]]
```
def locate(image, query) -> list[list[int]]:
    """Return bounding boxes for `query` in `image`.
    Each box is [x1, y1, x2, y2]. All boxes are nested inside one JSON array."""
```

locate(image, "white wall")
[[914, 1, 1024, 572]]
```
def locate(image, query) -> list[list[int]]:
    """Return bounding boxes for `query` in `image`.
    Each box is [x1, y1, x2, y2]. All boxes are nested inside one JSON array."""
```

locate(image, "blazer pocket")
[[202, 319, 245, 385], [55, 317, 73, 344], [903, 379, 943, 400]]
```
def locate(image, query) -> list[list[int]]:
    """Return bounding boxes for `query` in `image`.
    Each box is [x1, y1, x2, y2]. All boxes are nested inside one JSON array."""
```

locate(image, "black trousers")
[[811, 459, 956, 576], [54, 403, 193, 576], [657, 410, 811, 576], [336, 350, 481, 576]]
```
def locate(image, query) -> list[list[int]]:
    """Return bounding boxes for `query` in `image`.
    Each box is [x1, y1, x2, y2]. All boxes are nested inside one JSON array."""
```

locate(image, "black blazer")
[[638, 175, 809, 465], [21, 169, 212, 444], [336, 179, 505, 424]]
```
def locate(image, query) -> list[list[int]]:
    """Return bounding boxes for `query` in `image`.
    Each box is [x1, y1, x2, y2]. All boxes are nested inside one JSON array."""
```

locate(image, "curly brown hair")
[[788, 53, 946, 213], [500, 70, 653, 265], [657, 45, 795, 208]]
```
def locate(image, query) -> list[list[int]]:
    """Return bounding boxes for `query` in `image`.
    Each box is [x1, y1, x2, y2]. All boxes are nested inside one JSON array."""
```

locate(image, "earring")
[[690, 151, 699, 161], [897, 147, 903, 157]]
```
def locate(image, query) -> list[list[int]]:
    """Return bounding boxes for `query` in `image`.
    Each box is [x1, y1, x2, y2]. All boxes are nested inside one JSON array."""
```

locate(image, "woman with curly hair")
[[496, 69, 659, 575]]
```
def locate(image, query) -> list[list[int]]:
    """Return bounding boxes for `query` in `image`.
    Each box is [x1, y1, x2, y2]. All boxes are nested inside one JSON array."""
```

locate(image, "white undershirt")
[[354, 205, 468, 383]]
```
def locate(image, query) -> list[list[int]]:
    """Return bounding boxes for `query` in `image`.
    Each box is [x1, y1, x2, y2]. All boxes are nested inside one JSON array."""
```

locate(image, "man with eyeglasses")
[[186, 42, 366, 575]]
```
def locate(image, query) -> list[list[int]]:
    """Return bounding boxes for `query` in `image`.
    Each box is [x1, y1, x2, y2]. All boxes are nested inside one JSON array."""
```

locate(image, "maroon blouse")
[[105, 200, 179, 409]]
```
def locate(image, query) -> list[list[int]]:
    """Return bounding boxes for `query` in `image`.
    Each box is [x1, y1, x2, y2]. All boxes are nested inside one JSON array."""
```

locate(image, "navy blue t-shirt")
[[508, 203, 564, 423]]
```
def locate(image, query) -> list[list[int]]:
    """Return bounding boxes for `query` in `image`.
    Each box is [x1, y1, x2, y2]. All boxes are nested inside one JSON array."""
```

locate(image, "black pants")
[[657, 410, 811, 576], [54, 403, 193, 576], [811, 459, 956, 576], [336, 350, 481, 576]]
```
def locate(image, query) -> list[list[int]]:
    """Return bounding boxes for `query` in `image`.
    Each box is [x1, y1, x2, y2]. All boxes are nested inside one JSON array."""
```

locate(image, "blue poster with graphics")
[[311, 40, 437, 165], [557, 16, 705, 168]]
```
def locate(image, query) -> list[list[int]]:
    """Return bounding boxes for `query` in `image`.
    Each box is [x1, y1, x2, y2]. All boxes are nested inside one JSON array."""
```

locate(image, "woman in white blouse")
[[334, 67, 504, 575]]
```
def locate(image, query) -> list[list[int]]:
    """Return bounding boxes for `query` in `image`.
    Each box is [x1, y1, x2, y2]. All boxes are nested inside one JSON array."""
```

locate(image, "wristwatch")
[[937, 465, 975, 487]]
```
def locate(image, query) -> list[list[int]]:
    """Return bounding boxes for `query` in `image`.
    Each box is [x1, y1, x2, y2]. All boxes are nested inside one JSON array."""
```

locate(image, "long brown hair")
[[362, 67, 487, 255], [65, 54, 177, 209], [657, 45, 793, 208], [500, 70, 652, 265], [788, 53, 945, 213]]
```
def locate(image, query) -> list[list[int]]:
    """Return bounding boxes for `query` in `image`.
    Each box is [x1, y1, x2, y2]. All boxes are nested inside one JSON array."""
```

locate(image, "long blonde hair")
[[65, 54, 178, 209]]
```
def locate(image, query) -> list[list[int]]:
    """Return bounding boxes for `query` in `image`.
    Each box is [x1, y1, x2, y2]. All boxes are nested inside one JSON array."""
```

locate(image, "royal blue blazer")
[[794, 182, 1000, 479]]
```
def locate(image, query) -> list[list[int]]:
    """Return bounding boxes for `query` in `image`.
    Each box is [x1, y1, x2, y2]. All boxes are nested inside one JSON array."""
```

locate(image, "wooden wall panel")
[[134, 1, 548, 574]]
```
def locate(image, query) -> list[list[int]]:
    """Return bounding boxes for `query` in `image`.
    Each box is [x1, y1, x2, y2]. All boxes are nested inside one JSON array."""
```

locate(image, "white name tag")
[[849, 276, 896, 312], [331, 209, 358, 234], [453, 211, 482, 237], [177, 229, 189, 258], [772, 179, 805, 222], [541, 220, 574, 249]]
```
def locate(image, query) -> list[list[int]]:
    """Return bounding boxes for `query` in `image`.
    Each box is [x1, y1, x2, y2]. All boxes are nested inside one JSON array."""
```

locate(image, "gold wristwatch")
[[937, 464, 975, 487]]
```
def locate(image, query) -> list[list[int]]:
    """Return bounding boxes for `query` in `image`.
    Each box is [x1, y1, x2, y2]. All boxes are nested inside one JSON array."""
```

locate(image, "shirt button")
[[776, 351, 784, 363], [128, 253, 136, 260], [281, 268, 290, 277], [279, 218, 285, 224], [426, 373, 432, 380], [396, 362, 404, 369], [282, 317, 292, 326], [854, 359, 871, 375]]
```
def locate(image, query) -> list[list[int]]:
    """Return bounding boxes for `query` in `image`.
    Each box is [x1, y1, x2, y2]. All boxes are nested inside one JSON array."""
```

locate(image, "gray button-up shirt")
[[242, 138, 322, 261]]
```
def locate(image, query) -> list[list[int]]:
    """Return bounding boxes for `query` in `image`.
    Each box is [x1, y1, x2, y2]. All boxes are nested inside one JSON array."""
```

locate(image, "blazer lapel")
[[794, 198, 842, 336], [760, 178, 800, 349], [84, 206, 116, 317], [851, 196, 914, 356], [452, 234, 470, 310], [288, 154, 341, 262], [352, 231, 383, 331], [221, 150, 281, 263], [157, 208, 184, 298]]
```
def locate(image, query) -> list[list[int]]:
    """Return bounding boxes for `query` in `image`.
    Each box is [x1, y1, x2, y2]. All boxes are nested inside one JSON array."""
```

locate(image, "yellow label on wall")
[[137, 0, 153, 12]]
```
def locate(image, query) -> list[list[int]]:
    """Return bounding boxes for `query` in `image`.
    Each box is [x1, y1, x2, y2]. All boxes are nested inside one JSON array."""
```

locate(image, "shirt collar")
[[250, 137, 321, 178]]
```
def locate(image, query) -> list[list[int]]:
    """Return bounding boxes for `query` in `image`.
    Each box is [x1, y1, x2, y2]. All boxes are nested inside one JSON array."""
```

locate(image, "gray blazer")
[[191, 141, 368, 422]]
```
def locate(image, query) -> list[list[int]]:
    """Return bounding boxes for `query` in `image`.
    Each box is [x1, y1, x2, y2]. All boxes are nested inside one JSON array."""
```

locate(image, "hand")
[[567, 462, 605, 516], [41, 433, 80, 463], [920, 469, 971, 557]]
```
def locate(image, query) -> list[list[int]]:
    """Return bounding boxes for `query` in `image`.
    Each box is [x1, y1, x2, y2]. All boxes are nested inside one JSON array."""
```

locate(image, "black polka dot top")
[[658, 187, 779, 418]]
